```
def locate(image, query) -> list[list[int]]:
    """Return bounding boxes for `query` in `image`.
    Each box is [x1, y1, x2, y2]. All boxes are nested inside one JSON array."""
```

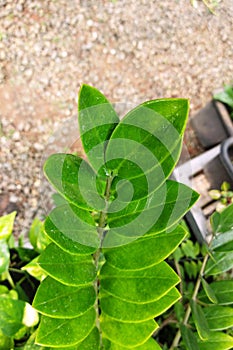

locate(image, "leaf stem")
[[9, 267, 25, 274], [7, 271, 15, 289], [153, 315, 177, 337], [94, 172, 114, 347], [201, 0, 216, 14], [169, 253, 209, 349], [94, 172, 114, 262], [174, 260, 183, 297]]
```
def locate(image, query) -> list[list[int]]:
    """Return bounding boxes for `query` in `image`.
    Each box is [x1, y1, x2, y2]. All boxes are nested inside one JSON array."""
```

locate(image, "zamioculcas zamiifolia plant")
[[32, 85, 199, 349], [169, 202, 233, 350]]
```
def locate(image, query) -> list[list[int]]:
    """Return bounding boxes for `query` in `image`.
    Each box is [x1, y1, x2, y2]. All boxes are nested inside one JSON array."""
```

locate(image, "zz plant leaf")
[[32, 84, 198, 349]]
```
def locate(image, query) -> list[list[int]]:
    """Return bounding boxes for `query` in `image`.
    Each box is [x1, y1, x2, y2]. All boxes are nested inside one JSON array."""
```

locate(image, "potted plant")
[[214, 85, 233, 118], [157, 202, 233, 349], [203, 137, 233, 189], [190, 85, 233, 149], [173, 136, 233, 243], [1, 84, 233, 349]]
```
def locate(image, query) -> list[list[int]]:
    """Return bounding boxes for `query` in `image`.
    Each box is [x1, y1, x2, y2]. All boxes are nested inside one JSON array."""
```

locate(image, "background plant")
[[209, 181, 233, 212], [153, 203, 233, 349], [0, 213, 48, 349], [214, 85, 233, 118], [190, 0, 221, 14]]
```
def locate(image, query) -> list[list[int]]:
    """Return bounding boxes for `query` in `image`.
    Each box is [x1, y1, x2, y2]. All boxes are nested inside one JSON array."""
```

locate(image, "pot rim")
[[220, 137, 233, 180]]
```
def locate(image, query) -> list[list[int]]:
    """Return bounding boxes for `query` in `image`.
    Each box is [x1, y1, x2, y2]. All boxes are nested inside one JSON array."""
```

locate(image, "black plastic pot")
[[191, 101, 233, 149], [172, 140, 233, 244], [204, 137, 233, 189]]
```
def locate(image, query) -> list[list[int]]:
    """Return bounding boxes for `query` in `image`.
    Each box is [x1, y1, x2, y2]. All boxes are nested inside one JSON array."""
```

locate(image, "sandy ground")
[[0, 0, 232, 236]]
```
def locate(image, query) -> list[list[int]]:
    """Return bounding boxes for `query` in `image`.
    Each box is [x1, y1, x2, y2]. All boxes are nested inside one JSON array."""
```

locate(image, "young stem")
[[169, 253, 209, 349], [174, 260, 183, 297], [94, 173, 114, 264], [94, 173, 114, 346], [7, 271, 15, 289], [202, 0, 216, 14]]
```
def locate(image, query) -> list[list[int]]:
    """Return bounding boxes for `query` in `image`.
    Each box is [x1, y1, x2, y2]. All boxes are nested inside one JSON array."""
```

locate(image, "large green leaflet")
[[33, 85, 198, 349]]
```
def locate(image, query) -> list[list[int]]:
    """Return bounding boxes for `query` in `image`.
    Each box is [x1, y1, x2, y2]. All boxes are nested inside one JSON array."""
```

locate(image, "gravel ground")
[[0, 0, 233, 237]]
